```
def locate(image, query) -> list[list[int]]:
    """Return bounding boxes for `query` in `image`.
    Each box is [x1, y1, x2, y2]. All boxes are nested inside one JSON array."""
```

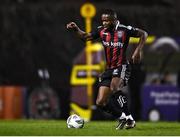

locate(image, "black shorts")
[[98, 63, 131, 87]]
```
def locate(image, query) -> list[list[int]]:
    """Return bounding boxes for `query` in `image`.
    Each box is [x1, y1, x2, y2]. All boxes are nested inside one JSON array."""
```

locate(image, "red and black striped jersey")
[[91, 21, 138, 69]]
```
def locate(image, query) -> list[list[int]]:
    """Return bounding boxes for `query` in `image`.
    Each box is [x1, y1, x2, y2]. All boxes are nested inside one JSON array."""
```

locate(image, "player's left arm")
[[131, 28, 148, 64]]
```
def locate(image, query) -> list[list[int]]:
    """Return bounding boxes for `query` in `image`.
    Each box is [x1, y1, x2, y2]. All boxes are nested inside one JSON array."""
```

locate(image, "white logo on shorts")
[[113, 69, 119, 75]]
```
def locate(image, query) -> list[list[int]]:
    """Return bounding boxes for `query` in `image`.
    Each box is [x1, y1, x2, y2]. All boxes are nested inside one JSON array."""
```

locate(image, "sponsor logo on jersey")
[[102, 41, 124, 47]]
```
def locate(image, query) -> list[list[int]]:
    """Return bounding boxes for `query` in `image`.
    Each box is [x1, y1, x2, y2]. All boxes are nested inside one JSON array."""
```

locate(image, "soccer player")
[[67, 9, 148, 129]]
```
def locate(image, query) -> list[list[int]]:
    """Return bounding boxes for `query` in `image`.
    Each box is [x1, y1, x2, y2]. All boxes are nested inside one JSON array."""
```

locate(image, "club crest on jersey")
[[117, 31, 123, 38]]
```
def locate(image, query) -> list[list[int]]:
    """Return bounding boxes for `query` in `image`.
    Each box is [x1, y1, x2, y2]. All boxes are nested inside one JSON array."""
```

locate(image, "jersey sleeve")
[[90, 26, 102, 40], [126, 25, 139, 37]]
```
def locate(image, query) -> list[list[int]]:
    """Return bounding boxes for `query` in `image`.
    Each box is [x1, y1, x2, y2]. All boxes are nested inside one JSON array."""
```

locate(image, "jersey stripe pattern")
[[91, 21, 138, 69]]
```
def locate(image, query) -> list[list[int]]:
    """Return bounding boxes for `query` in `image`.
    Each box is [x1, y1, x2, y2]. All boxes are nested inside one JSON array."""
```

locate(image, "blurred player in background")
[[67, 9, 148, 129]]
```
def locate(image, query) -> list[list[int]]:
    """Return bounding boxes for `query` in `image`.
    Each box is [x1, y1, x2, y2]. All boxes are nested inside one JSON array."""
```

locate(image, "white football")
[[67, 114, 84, 128]]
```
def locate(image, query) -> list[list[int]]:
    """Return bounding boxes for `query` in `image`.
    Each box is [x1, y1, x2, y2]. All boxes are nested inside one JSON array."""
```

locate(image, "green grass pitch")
[[0, 120, 180, 136]]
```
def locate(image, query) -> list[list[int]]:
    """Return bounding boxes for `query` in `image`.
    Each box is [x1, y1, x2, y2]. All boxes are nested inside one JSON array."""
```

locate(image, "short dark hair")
[[101, 9, 117, 20]]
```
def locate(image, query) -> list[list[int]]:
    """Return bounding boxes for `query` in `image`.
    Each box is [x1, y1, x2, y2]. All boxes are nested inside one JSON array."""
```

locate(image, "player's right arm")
[[66, 22, 93, 41]]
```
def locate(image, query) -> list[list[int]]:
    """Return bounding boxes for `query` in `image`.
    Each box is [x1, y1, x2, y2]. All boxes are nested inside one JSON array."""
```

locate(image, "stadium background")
[[0, 0, 179, 122]]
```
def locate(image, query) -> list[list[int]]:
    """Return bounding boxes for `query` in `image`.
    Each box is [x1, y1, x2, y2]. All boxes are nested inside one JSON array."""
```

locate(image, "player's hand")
[[66, 22, 79, 31], [131, 49, 142, 64]]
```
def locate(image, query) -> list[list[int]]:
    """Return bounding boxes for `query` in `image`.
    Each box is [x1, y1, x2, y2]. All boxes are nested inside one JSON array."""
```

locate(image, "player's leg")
[[96, 86, 110, 106], [96, 86, 123, 118], [96, 70, 123, 119], [111, 64, 136, 129], [111, 88, 135, 129], [111, 77, 130, 116], [110, 78, 130, 129]]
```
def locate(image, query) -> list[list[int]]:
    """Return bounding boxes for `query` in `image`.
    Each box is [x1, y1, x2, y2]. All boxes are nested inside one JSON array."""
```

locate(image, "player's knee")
[[96, 98, 105, 106], [110, 85, 118, 91], [110, 82, 124, 91]]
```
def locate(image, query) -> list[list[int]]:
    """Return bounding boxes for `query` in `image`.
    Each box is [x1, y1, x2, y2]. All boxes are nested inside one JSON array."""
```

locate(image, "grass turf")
[[0, 120, 180, 136]]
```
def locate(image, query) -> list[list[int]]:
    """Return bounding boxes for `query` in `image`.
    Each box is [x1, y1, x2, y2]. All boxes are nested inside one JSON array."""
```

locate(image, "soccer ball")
[[67, 114, 84, 128]]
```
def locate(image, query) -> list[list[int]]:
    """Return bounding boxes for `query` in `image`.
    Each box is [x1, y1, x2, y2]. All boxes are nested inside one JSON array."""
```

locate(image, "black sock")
[[112, 91, 130, 116], [98, 99, 122, 119]]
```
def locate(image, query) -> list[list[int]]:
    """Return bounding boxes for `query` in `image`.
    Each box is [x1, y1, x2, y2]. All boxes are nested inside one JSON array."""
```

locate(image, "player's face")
[[101, 14, 114, 29]]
